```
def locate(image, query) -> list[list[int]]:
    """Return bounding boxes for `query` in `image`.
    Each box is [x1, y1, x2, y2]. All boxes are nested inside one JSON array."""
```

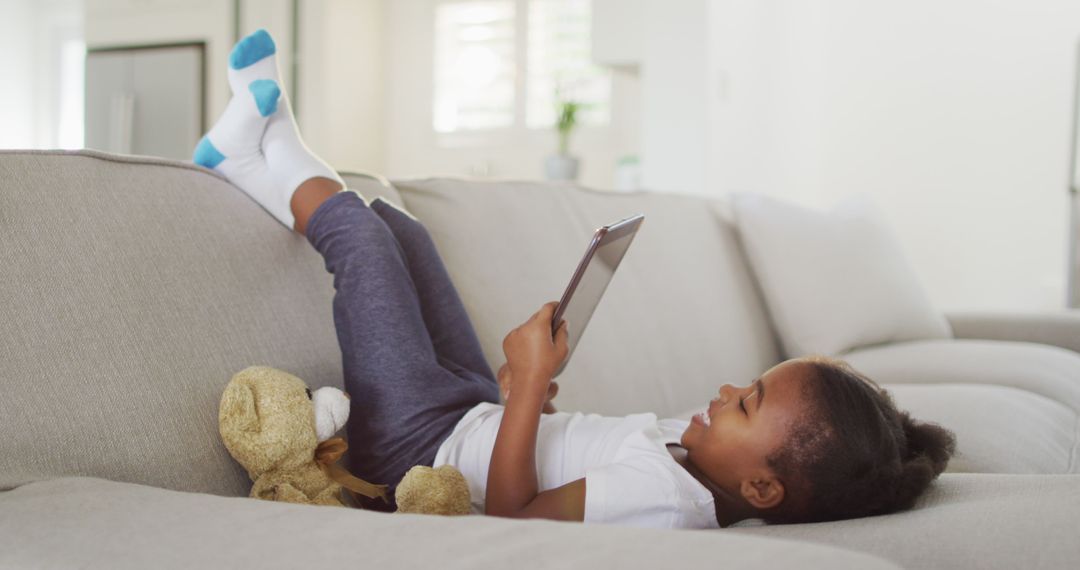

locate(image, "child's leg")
[[295, 183, 494, 382], [305, 190, 499, 510], [368, 198, 497, 382]]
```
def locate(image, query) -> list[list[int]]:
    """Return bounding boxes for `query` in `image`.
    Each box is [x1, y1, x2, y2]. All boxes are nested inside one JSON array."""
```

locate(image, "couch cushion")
[[730, 193, 951, 357], [389, 178, 781, 418], [0, 477, 898, 570], [887, 384, 1076, 474], [843, 339, 1080, 411], [732, 473, 1080, 570], [0, 150, 344, 496], [842, 339, 1080, 474]]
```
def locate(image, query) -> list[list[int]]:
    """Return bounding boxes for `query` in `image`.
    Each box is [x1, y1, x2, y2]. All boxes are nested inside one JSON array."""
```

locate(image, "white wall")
[[297, 0, 384, 174], [708, 0, 1080, 311], [637, 0, 710, 195]]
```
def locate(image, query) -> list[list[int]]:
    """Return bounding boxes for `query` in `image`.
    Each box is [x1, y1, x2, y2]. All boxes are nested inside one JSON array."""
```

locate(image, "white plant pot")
[[544, 154, 580, 181]]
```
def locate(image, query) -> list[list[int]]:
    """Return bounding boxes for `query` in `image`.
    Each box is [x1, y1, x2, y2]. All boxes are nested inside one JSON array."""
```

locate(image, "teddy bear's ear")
[[220, 379, 259, 434]]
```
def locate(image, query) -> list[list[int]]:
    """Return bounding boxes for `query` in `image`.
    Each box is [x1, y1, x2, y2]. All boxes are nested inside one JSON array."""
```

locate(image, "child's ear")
[[740, 473, 785, 510]]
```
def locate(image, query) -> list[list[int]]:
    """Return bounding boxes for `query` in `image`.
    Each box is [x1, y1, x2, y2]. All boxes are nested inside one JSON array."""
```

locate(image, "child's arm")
[[485, 302, 583, 521]]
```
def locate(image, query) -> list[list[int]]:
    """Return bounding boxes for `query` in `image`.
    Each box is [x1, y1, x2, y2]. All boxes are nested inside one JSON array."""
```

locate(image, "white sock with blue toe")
[[194, 29, 343, 230]]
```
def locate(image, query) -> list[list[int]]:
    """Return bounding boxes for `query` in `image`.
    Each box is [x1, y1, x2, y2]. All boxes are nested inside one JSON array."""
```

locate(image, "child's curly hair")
[[764, 356, 957, 524]]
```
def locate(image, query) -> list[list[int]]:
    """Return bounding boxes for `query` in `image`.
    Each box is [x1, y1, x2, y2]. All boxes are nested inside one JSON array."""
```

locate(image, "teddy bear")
[[219, 365, 472, 515]]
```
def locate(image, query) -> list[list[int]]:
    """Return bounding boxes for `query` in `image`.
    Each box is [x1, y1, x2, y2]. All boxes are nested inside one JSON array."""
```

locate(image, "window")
[[433, 0, 610, 134], [433, 1, 517, 133], [525, 0, 610, 128]]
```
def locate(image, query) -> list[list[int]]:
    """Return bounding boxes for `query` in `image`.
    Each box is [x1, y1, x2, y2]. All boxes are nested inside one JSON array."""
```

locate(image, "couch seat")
[[730, 472, 1080, 570], [0, 477, 897, 570]]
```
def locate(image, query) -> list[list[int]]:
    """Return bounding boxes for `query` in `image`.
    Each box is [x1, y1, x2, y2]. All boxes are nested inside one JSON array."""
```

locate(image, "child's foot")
[[263, 89, 345, 202], [193, 29, 290, 226], [194, 29, 343, 230], [229, 29, 346, 225]]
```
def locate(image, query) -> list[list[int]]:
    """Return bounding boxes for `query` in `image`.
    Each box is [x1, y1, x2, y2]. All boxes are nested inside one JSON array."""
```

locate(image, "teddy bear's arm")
[[252, 477, 311, 504], [312, 484, 347, 507]]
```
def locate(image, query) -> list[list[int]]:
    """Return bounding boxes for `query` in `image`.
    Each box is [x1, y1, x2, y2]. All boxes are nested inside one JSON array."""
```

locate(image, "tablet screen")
[[552, 214, 644, 377]]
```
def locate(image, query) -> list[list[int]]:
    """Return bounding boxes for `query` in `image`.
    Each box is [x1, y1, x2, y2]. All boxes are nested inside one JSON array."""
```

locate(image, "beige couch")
[[1, 150, 1078, 569]]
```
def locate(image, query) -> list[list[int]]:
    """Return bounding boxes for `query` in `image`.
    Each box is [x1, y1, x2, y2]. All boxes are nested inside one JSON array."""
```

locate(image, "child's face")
[[680, 359, 810, 507]]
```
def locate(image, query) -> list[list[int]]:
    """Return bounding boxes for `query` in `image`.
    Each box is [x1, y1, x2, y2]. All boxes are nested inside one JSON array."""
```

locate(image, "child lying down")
[[194, 28, 956, 529]]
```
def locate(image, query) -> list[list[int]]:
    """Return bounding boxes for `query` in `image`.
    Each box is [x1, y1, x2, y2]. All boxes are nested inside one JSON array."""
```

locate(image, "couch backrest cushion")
[[391, 178, 780, 417], [731, 193, 952, 357], [0, 150, 344, 496]]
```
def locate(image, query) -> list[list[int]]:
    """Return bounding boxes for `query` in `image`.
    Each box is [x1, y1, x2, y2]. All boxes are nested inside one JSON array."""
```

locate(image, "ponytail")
[[890, 411, 956, 511]]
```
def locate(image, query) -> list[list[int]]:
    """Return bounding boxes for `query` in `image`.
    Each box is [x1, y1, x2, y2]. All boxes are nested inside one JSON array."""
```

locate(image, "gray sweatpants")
[[305, 191, 499, 511]]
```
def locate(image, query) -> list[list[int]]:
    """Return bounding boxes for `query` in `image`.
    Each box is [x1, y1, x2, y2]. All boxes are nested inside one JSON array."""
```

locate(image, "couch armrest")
[[945, 310, 1080, 354]]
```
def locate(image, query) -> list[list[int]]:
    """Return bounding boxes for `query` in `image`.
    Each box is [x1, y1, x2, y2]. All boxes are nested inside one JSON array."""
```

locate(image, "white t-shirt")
[[432, 402, 720, 529]]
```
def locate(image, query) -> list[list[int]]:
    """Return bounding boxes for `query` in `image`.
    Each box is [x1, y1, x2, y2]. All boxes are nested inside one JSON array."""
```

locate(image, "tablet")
[[551, 213, 645, 377]]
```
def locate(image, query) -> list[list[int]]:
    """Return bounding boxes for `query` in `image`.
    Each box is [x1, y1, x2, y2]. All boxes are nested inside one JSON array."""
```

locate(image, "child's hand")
[[498, 362, 558, 405], [501, 301, 569, 393]]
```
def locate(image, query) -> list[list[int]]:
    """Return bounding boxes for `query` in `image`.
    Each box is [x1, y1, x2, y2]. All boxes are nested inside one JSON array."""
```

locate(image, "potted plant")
[[544, 100, 581, 181]]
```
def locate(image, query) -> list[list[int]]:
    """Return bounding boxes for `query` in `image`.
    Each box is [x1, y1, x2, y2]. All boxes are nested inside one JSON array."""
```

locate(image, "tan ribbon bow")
[[314, 437, 389, 504]]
